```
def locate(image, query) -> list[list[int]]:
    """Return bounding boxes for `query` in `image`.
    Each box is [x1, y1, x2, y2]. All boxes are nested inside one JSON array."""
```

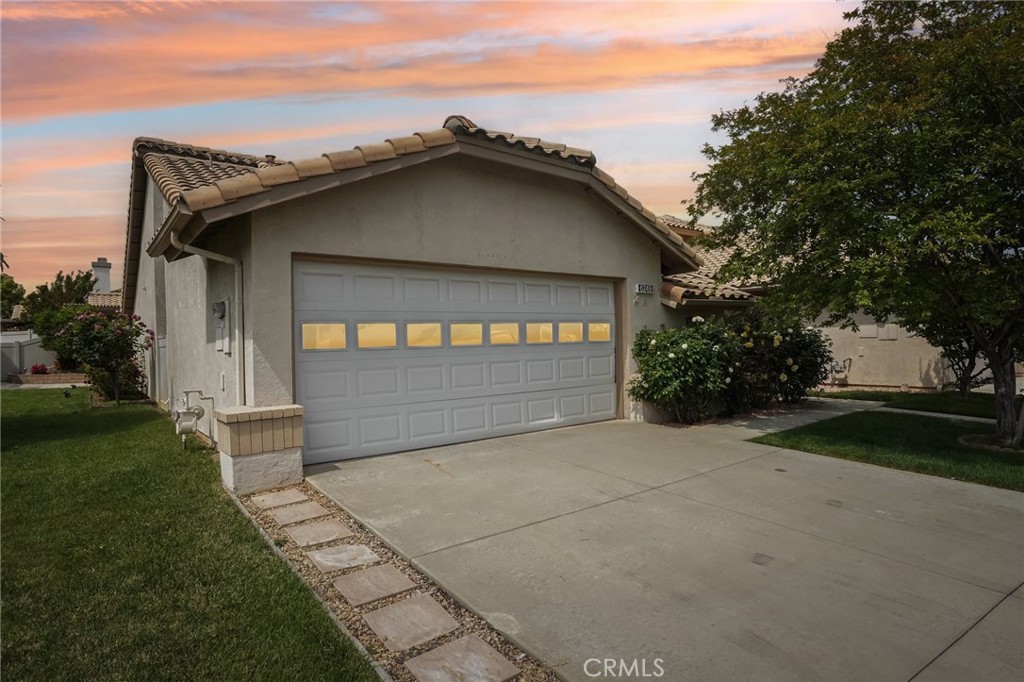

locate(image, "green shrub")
[[628, 317, 739, 423], [33, 304, 95, 370], [630, 310, 832, 423], [56, 310, 153, 403]]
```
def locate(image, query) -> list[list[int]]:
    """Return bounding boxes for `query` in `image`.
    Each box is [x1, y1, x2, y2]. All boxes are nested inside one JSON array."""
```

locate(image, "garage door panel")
[[302, 386, 616, 462], [409, 409, 446, 440], [407, 365, 445, 393], [357, 368, 400, 396], [295, 261, 617, 462], [491, 402, 525, 428], [359, 414, 403, 446]]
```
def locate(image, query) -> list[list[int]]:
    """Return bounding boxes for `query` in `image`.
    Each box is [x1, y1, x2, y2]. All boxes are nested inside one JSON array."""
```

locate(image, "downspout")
[[169, 230, 247, 406]]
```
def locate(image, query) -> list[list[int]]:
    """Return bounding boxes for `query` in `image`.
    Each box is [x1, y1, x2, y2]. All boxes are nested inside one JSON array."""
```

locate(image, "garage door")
[[294, 261, 618, 463]]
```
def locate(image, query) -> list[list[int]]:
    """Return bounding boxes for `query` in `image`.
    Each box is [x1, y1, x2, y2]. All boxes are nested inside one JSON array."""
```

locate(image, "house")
[[86, 257, 123, 312], [122, 115, 702, 493], [657, 215, 951, 390]]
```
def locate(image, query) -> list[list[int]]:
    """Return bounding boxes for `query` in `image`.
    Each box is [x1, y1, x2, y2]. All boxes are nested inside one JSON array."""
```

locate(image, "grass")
[[753, 411, 1024, 491], [818, 389, 1021, 420], [1, 389, 377, 681]]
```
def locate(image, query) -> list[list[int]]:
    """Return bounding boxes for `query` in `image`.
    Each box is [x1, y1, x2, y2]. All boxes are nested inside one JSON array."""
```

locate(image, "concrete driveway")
[[307, 400, 1024, 681]]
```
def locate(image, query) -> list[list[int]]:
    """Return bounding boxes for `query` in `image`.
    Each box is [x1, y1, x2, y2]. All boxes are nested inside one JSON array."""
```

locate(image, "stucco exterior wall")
[[132, 177, 163, 401], [159, 220, 252, 440], [247, 154, 683, 415], [819, 313, 949, 389]]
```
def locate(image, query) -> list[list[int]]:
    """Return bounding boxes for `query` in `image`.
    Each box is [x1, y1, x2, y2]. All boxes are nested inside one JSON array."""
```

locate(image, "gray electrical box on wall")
[[214, 299, 230, 355]]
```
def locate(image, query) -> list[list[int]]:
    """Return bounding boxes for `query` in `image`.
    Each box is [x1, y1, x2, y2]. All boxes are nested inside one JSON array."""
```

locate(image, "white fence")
[[1, 332, 57, 378]]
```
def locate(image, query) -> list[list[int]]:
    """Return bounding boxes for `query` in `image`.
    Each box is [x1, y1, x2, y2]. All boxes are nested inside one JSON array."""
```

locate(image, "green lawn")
[[753, 411, 1024, 491], [819, 389, 1020, 420], [1, 389, 376, 681]]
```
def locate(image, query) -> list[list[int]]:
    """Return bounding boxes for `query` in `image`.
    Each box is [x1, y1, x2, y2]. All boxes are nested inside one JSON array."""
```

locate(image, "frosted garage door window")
[[588, 322, 612, 342], [558, 322, 584, 343], [302, 323, 346, 350], [407, 323, 442, 347], [451, 323, 484, 346], [526, 323, 553, 344], [357, 323, 397, 349], [490, 323, 520, 345]]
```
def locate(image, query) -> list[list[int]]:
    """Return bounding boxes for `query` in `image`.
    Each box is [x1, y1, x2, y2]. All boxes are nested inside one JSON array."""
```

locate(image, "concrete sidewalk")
[[308, 401, 1024, 682]]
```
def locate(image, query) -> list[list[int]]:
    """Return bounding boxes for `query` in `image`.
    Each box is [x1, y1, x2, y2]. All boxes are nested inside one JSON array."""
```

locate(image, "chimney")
[[91, 257, 111, 293]]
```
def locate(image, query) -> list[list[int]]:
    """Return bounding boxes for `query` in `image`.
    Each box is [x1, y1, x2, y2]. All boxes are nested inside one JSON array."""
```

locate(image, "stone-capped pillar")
[[215, 405, 304, 495]]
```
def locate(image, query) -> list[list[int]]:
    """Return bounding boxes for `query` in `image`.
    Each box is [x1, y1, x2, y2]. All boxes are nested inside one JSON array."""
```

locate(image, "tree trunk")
[[989, 351, 1017, 445], [1014, 391, 1024, 447], [112, 367, 121, 406], [958, 355, 976, 399]]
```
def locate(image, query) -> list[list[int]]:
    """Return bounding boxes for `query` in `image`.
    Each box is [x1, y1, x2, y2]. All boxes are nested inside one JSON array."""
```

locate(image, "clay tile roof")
[[87, 291, 123, 309], [124, 117, 702, 313], [662, 239, 765, 303], [138, 137, 276, 207], [443, 115, 597, 166]]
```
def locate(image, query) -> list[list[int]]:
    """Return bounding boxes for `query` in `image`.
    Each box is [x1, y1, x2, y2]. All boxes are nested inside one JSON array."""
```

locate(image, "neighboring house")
[[86, 257, 123, 312], [658, 215, 950, 390], [122, 115, 703, 471]]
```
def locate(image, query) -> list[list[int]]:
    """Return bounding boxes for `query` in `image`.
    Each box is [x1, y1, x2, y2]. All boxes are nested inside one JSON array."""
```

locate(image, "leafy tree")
[[905, 319, 991, 398], [688, 1, 1024, 444], [56, 310, 152, 403], [1, 273, 26, 319], [34, 304, 95, 370], [23, 270, 96, 322]]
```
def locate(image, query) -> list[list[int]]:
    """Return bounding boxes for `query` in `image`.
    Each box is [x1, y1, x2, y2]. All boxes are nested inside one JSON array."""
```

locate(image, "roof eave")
[[660, 297, 756, 309]]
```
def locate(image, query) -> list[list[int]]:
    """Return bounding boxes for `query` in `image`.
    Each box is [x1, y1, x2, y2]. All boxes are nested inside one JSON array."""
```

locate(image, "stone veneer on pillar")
[[215, 405, 304, 495]]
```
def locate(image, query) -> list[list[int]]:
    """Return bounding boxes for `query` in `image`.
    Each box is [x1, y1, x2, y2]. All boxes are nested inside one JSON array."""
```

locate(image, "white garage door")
[[294, 261, 618, 463]]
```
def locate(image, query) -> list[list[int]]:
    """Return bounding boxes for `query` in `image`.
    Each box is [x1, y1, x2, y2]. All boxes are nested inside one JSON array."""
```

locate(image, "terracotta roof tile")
[[255, 163, 301, 186], [415, 129, 457, 148], [443, 115, 597, 166], [387, 135, 429, 155], [215, 174, 269, 202], [293, 156, 335, 178], [662, 237, 765, 303], [87, 291, 123, 308], [355, 142, 398, 163], [324, 149, 368, 171], [181, 185, 228, 211]]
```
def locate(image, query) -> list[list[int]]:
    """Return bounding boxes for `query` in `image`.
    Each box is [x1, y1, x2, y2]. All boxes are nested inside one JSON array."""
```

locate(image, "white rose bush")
[[629, 310, 832, 423]]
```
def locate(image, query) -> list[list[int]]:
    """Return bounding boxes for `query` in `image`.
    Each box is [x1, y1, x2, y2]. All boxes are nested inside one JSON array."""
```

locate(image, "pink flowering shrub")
[[57, 310, 152, 403], [30, 363, 49, 375]]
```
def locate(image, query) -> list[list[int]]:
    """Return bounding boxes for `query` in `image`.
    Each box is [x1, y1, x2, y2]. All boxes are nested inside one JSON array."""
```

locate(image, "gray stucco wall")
[[247, 154, 682, 415], [160, 220, 252, 440], [132, 176, 252, 438], [132, 177, 161, 401]]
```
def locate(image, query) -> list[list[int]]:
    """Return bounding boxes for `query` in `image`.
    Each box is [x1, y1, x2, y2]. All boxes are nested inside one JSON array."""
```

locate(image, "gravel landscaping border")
[[238, 482, 560, 681]]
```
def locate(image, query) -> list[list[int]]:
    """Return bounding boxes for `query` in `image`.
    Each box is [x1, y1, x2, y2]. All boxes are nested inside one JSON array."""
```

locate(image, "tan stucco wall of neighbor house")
[[246, 154, 682, 417], [819, 313, 950, 390]]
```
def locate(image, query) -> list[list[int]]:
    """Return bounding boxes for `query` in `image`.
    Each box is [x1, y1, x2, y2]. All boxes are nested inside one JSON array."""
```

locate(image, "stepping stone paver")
[[285, 518, 354, 547], [250, 488, 308, 509], [333, 564, 416, 606], [405, 634, 521, 682], [269, 501, 330, 526], [363, 593, 459, 651], [306, 544, 380, 573]]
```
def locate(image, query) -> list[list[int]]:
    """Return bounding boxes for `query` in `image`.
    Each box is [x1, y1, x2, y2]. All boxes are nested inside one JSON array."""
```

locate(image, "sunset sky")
[[1, 0, 855, 290]]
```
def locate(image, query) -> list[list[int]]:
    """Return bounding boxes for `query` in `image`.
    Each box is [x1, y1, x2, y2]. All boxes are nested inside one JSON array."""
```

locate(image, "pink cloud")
[[1, 216, 124, 289], [3, 2, 837, 122]]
